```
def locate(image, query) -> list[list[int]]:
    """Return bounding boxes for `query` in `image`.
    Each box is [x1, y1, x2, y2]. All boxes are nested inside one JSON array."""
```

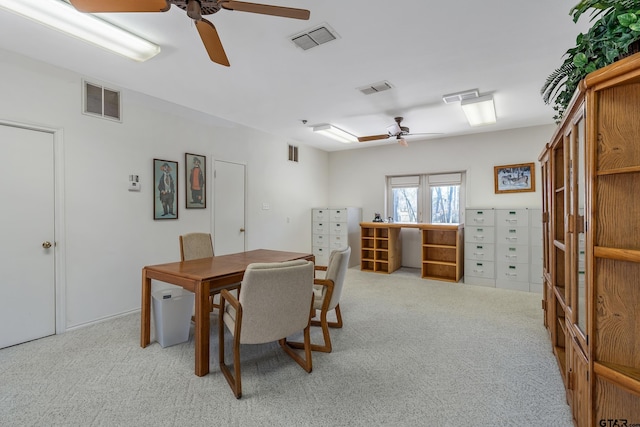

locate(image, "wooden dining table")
[[140, 249, 314, 376]]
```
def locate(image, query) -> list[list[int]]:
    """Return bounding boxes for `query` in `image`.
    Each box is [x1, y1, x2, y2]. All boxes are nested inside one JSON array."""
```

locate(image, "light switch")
[[262, 203, 270, 210], [129, 174, 141, 192]]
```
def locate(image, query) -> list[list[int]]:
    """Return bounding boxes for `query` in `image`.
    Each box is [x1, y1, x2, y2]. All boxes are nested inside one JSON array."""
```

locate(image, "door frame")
[[1, 119, 67, 334]]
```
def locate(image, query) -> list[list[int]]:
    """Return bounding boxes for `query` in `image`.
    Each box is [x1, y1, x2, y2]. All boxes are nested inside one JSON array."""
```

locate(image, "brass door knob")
[[42, 241, 52, 249]]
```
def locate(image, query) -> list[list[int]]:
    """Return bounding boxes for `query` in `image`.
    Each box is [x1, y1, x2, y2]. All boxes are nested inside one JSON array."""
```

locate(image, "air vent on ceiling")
[[357, 81, 394, 95], [442, 89, 479, 104], [83, 80, 121, 121], [291, 24, 338, 50]]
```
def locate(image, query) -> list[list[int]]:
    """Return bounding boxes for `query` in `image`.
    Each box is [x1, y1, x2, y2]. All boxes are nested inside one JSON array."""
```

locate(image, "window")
[[387, 172, 465, 224]]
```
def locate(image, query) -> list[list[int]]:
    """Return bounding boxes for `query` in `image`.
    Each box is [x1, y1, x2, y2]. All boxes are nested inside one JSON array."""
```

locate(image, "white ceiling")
[[0, 0, 590, 151]]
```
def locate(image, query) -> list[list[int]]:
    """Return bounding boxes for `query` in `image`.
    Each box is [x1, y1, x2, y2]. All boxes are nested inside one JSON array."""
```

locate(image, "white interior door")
[[213, 160, 246, 255], [0, 124, 56, 348]]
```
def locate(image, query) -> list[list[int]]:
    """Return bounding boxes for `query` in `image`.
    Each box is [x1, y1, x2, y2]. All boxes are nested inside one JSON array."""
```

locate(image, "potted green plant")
[[541, 0, 640, 122]]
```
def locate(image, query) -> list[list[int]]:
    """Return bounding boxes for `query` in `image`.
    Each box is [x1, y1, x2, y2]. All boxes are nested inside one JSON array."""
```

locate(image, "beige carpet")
[[0, 268, 572, 426]]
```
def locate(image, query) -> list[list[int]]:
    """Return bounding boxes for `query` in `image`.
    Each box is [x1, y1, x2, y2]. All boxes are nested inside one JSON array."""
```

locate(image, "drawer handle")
[[473, 218, 485, 223], [473, 235, 485, 240]]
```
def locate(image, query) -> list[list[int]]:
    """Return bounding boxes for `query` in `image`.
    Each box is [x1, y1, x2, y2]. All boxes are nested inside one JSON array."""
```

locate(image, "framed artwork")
[[185, 153, 206, 209], [153, 159, 178, 219], [494, 162, 536, 194]]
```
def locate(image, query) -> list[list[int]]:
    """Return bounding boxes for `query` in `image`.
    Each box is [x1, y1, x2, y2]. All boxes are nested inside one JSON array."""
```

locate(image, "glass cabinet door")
[[570, 109, 587, 341]]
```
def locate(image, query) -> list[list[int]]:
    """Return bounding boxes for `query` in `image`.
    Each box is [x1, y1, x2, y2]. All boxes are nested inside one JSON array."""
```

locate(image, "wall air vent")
[[357, 81, 394, 95], [288, 144, 299, 162], [83, 80, 121, 121], [291, 24, 338, 50]]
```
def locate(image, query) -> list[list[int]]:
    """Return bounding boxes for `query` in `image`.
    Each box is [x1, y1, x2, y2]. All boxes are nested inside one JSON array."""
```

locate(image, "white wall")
[[0, 47, 556, 328], [327, 126, 553, 267], [0, 49, 329, 329]]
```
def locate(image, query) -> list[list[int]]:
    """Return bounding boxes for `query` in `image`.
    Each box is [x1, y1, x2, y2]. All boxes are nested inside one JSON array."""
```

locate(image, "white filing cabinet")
[[464, 208, 496, 287], [312, 207, 362, 267], [465, 207, 542, 293]]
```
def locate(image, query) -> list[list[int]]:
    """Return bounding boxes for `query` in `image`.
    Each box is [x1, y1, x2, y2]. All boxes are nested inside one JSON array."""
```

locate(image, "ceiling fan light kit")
[[312, 124, 358, 144], [0, 0, 161, 62], [461, 95, 496, 126]]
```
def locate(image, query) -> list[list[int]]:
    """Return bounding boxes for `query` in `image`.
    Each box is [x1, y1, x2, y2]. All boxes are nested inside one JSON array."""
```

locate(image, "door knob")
[[240, 228, 245, 232], [42, 241, 52, 249]]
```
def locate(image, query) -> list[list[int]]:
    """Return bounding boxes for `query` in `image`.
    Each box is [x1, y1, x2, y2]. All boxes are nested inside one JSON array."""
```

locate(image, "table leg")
[[194, 280, 210, 376], [140, 268, 151, 348]]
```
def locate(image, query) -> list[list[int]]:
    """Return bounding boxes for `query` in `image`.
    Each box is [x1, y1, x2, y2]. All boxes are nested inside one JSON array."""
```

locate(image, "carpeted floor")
[[0, 268, 572, 426]]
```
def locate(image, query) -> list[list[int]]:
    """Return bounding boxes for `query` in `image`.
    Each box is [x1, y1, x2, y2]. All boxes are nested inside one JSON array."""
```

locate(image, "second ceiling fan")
[[69, 0, 311, 66], [358, 116, 440, 146]]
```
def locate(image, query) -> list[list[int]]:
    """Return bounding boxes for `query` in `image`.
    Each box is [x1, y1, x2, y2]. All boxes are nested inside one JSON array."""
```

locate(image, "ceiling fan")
[[68, 0, 311, 67], [358, 116, 440, 147]]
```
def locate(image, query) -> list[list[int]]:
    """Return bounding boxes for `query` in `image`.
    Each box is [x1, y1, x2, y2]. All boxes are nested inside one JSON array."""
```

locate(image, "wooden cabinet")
[[540, 52, 640, 426], [360, 223, 402, 274], [421, 224, 463, 282]]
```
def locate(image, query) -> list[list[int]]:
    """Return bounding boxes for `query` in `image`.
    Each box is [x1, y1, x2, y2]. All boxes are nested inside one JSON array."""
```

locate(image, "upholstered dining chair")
[[291, 246, 350, 353], [179, 232, 240, 311], [218, 259, 315, 399], [179, 232, 214, 261]]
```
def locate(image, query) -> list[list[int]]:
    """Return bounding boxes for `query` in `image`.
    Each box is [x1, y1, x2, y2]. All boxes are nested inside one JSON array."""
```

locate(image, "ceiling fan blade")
[[220, 1, 310, 20], [358, 134, 390, 143], [195, 19, 230, 67], [69, 0, 170, 13]]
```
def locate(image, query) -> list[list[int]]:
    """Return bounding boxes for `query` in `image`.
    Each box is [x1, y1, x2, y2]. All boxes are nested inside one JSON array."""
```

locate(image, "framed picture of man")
[[185, 153, 206, 209], [153, 159, 178, 220]]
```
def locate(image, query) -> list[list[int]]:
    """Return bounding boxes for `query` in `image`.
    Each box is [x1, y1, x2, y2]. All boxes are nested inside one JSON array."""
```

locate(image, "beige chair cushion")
[[313, 247, 350, 311], [223, 259, 313, 344]]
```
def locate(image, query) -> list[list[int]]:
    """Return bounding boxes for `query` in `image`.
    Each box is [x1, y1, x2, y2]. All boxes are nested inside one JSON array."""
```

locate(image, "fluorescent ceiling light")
[[312, 124, 358, 144], [0, 0, 160, 62], [461, 95, 496, 126]]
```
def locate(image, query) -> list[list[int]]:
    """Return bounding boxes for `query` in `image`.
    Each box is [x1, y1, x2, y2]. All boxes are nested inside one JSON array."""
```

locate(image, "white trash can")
[[152, 288, 194, 348]]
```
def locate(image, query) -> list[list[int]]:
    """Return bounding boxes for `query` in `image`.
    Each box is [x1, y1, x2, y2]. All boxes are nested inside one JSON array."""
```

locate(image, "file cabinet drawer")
[[497, 209, 529, 227], [465, 226, 495, 244], [465, 243, 495, 261]]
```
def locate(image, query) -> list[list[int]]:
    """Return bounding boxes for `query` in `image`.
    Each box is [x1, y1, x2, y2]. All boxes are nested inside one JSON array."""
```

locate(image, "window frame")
[[386, 172, 465, 223]]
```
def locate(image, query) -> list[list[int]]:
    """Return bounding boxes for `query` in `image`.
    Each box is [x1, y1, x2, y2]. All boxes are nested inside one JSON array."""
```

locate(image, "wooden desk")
[[360, 222, 464, 282], [141, 249, 314, 377]]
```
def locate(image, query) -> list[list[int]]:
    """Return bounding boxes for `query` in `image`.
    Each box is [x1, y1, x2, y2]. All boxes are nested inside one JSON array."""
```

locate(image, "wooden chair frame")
[[218, 289, 314, 399], [290, 265, 343, 353]]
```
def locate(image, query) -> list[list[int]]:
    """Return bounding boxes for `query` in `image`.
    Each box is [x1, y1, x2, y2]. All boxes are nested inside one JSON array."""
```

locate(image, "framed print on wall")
[[494, 162, 535, 194], [154, 159, 178, 219], [185, 153, 206, 209]]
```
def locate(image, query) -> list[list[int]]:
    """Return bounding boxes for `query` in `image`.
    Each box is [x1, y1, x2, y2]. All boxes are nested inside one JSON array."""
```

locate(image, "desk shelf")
[[420, 224, 464, 282]]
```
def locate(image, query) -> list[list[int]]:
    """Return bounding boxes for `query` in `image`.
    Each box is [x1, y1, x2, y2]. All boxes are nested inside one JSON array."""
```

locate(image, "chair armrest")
[[220, 288, 240, 311], [313, 278, 334, 291]]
